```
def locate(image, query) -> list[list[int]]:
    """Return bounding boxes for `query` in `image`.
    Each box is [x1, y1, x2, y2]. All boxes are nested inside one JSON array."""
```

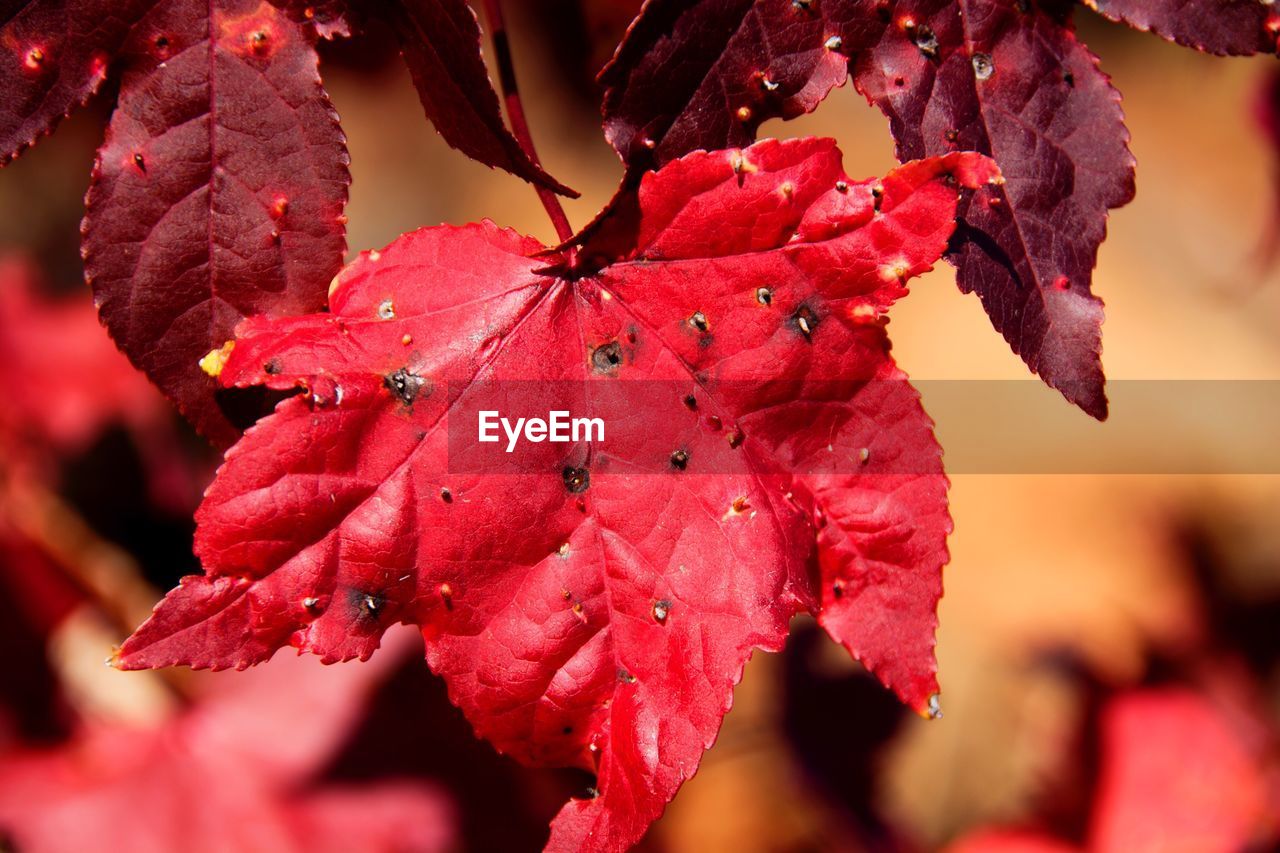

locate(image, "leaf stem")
[[480, 0, 574, 244]]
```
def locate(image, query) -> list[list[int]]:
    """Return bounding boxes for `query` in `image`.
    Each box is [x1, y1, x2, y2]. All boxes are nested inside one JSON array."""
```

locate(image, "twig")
[[480, 0, 575, 244]]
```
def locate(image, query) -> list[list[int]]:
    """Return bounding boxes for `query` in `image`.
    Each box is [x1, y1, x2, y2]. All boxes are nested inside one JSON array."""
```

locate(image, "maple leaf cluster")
[[2, 0, 1278, 850]]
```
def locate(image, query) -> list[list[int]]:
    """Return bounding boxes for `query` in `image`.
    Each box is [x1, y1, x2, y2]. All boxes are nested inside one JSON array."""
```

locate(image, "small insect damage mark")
[[792, 305, 820, 340], [618, 668, 637, 684], [912, 25, 938, 58], [563, 466, 590, 493], [687, 310, 713, 348], [755, 286, 773, 306], [722, 496, 752, 521], [652, 599, 671, 624], [670, 449, 689, 470], [132, 152, 147, 173], [729, 152, 758, 181], [832, 580, 845, 599], [384, 367, 429, 405], [972, 52, 994, 80], [440, 487, 453, 503], [302, 596, 322, 612], [249, 29, 271, 53], [217, 3, 285, 58], [438, 583, 454, 610], [683, 393, 698, 410], [726, 428, 744, 449], [263, 357, 282, 375], [352, 589, 386, 621], [591, 340, 623, 374]]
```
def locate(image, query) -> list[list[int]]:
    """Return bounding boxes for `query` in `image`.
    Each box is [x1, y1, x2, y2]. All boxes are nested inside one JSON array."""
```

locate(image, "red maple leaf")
[[597, 0, 1276, 419], [116, 138, 1000, 850]]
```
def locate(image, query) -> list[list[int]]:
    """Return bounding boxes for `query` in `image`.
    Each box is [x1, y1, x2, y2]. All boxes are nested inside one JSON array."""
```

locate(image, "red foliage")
[[2, 2, 1275, 849], [598, 0, 1274, 417], [80, 0, 348, 447], [0, 258, 165, 454], [0, 0, 572, 446], [387, 0, 576, 197], [0, 630, 454, 853], [117, 141, 999, 849], [946, 686, 1280, 853]]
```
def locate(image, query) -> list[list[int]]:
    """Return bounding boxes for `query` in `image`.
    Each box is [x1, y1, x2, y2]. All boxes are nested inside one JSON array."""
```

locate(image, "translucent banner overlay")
[[441, 380, 1280, 474]]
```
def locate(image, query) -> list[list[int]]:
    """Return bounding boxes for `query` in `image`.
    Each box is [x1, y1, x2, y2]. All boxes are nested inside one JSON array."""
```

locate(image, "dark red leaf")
[[387, 0, 577, 196], [81, 0, 350, 448], [0, 0, 151, 164], [599, 0, 881, 172], [1084, 0, 1279, 56], [117, 138, 999, 850], [597, 0, 1139, 418], [854, 0, 1135, 419]]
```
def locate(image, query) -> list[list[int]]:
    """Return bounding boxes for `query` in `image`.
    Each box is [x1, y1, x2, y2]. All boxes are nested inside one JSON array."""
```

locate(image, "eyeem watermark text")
[[478, 410, 605, 453]]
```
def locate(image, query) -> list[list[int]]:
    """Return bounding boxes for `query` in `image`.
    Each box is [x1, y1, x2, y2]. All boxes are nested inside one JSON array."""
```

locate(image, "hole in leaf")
[[563, 466, 590, 493], [591, 341, 622, 374], [384, 367, 428, 404]]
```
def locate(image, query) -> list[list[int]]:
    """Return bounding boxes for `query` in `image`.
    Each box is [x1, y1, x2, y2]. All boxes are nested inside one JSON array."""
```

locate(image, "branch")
[[480, 0, 575, 244]]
